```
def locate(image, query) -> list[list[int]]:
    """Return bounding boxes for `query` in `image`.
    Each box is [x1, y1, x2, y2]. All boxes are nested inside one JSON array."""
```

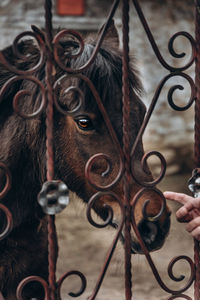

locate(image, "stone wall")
[[0, 0, 196, 174]]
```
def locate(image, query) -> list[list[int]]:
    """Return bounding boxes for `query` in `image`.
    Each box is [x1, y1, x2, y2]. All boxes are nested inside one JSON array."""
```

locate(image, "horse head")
[[0, 22, 171, 257], [51, 21, 171, 253]]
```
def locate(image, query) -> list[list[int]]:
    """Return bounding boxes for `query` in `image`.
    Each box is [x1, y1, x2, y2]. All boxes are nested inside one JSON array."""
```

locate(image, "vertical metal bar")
[[194, 1, 200, 299], [44, 1, 57, 299], [122, 0, 132, 299], [45, 0, 53, 51]]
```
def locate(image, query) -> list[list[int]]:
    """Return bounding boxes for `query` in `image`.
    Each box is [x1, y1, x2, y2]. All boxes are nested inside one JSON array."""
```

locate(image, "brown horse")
[[0, 22, 170, 299]]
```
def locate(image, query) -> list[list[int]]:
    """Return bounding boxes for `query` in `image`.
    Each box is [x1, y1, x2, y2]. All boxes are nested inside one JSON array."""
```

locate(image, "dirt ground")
[[55, 173, 195, 300]]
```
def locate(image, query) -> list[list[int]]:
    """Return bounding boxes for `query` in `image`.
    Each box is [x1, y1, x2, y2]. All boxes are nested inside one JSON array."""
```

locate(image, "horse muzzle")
[[131, 214, 171, 254], [115, 211, 171, 254]]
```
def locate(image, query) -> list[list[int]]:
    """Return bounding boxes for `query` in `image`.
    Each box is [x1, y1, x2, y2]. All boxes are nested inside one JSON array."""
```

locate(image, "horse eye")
[[75, 118, 94, 131]]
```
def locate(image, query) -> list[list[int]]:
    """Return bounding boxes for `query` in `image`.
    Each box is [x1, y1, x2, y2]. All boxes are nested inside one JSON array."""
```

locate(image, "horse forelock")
[[64, 38, 144, 115]]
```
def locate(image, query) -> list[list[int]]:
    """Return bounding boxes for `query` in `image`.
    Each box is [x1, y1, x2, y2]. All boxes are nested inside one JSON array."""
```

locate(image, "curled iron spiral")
[[132, 0, 196, 72], [85, 153, 124, 191], [86, 191, 120, 228], [53, 29, 85, 72], [131, 72, 196, 156], [57, 270, 87, 298], [167, 73, 196, 111], [0, 163, 12, 199], [131, 190, 195, 295], [53, 74, 84, 115], [0, 204, 13, 240], [52, 0, 120, 74], [0, 163, 13, 240], [168, 256, 194, 283], [131, 151, 167, 188], [16, 276, 50, 300], [132, 187, 167, 223], [0, 29, 46, 75], [131, 72, 195, 187], [0, 75, 46, 119]]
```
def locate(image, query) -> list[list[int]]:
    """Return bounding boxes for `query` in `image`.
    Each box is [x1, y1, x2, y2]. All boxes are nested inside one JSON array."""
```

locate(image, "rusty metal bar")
[[194, 1, 200, 299], [44, 1, 57, 299], [195, 1, 200, 168], [122, 0, 132, 299], [132, 0, 195, 72]]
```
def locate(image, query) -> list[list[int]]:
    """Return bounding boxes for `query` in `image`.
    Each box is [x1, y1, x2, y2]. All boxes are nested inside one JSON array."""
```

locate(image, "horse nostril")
[[138, 220, 158, 245]]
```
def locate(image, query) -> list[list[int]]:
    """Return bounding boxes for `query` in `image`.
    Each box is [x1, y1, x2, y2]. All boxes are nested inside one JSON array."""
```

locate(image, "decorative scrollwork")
[[86, 191, 118, 228], [132, 187, 166, 223], [132, 0, 196, 72], [85, 153, 123, 191], [0, 30, 45, 75], [0, 163, 13, 239], [168, 256, 194, 283], [52, 0, 120, 74], [0, 163, 12, 199], [167, 73, 196, 111], [53, 29, 84, 73], [16, 276, 50, 300], [131, 190, 195, 295], [57, 270, 87, 298], [167, 31, 196, 71], [131, 72, 195, 177], [131, 151, 166, 188], [0, 204, 13, 240], [53, 74, 84, 115], [0, 75, 46, 119]]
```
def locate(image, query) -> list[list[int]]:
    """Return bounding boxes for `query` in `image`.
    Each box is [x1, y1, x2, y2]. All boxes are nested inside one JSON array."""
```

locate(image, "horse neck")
[[0, 115, 46, 229]]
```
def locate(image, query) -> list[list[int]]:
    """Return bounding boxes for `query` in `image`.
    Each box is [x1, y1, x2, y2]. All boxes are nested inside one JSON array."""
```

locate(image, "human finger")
[[190, 226, 200, 241], [163, 191, 194, 205], [186, 216, 200, 232], [176, 206, 191, 220], [175, 211, 193, 223], [175, 200, 199, 219]]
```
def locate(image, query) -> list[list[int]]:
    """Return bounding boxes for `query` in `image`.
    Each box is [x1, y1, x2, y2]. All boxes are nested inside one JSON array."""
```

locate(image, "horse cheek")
[[58, 116, 92, 198]]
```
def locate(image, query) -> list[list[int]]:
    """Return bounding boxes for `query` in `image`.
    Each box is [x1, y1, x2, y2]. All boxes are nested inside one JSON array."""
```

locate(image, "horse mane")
[[0, 26, 146, 124], [61, 34, 145, 114]]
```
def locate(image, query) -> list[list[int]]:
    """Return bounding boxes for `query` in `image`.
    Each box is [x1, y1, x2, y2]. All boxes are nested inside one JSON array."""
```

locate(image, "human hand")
[[164, 191, 200, 240]]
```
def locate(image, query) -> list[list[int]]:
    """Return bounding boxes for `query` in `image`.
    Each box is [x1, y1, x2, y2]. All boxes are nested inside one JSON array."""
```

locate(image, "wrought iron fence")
[[0, 0, 199, 299]]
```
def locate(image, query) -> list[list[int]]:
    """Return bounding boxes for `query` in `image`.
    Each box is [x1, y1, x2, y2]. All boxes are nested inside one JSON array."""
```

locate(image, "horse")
[[0, 21, 171, 299]]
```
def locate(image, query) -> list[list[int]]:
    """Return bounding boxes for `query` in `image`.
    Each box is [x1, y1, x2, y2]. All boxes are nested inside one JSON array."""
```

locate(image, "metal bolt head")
[[195, 177, 200, 185], [38, 180, 69, 215], [188, 170, 200, 198]]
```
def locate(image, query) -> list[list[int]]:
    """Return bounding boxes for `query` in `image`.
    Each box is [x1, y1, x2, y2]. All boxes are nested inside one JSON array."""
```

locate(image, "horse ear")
[[98, 19, 120, 48]]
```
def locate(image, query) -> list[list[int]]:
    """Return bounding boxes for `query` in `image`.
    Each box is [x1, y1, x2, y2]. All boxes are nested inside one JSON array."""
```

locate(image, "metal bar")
[[194, 1, 200, 299], [122, 0, 132, 299], [44, 1, 57, 299], [132, 0, 195, 72]]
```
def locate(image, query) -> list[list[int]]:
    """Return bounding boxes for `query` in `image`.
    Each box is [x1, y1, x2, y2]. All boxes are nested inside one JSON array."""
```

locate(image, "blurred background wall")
[[0, 0, 195, 175]]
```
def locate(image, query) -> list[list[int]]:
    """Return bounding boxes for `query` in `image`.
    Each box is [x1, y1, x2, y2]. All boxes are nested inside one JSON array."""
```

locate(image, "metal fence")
[[0, 0, 199, 299]]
